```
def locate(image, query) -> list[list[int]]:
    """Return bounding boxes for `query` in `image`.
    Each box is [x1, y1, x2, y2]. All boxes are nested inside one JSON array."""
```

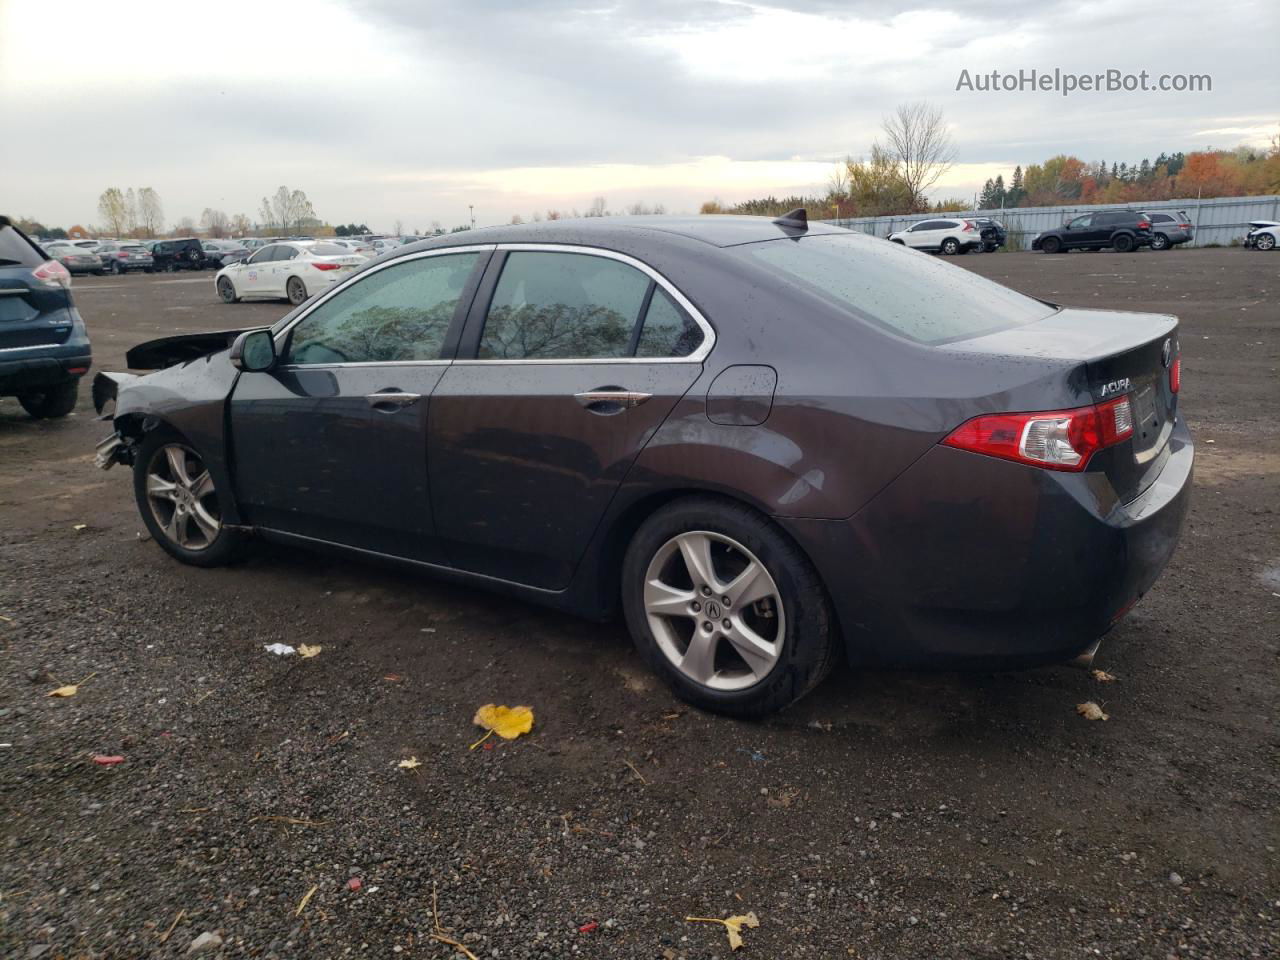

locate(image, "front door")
[[238, 245, 277, 296], [229, 248, 489, 562], [429, 248, 710, 589]]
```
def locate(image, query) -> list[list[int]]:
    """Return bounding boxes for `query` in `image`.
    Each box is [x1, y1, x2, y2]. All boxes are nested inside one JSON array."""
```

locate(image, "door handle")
[[365, 391, 422, 411], [574, 389, 652, 412]]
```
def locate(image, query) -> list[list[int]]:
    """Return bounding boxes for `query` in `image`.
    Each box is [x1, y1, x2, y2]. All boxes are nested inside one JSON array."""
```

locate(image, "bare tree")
[[545, 210, 562, 221], [137, 188, 164, 237], [393, 218, 404, 236], [510, 214, 524, 225], [174, 216, 197, 234], [880, 102, 956, 209], [124, 188, 139, 236], [585, 196, 608, 217], [262, 186, 316, 235], [201, 208, 229, 237], [97, 188, 128, 236], [230, 213, 252, 236]]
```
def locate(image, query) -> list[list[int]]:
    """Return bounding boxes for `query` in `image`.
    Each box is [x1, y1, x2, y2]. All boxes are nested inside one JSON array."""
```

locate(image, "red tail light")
[[1137, 219, 1151, 229], [962, 221, 974, 232], [117, 252, 129, 258], [942, 396, 1134, 472], [311, 261, 342, 271], [1169, 356, 1181, 393], [33, 260, 71, 289]]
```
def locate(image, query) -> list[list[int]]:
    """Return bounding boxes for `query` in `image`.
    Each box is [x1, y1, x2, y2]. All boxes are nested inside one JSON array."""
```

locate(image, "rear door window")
[[743, 233, 1057, 345], [1149, 214, 1172, 223], [478, 251, 650, 360], [635, 288, 704, 358]]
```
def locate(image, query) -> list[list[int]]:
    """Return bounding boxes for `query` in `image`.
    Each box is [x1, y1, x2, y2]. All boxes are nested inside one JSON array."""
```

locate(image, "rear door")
[[229, 247, 490, 561], [0, 223, 74, 355], [428, 246, 712, 589]]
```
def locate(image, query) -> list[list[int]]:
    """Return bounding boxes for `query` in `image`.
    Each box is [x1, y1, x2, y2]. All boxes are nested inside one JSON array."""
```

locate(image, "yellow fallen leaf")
[[1076, 701, 1109, 721], [397, 757, 422, 770], [298, 644, 322, 659], [686, 912, 759, 951], [1091, 669, 1116, 682], [473, 704, 534, 741], [47, 671, 96, 698]]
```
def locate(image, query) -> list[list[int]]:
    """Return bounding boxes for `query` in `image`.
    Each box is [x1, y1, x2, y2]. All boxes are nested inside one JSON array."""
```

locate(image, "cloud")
[[2, 0, 1275, 229]]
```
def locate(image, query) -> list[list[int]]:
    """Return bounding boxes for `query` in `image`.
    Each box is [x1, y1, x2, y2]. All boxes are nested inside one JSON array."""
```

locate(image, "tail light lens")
[[1169, 356, 1181, 393], [117, 252, 129, 258], [1137, 219, 1151, 229], [942, 396, 1133, 472], [311, 261, 342, 271], [32, 260, 72, 289], [962, 221, 973, 232]]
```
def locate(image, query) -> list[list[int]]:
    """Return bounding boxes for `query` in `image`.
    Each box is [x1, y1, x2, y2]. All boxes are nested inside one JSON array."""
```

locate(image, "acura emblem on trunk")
[[1161, 338, 1172, 368]]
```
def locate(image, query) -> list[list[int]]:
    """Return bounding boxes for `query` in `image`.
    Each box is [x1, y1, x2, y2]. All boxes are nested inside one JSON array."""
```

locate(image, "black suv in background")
[[1033, 210, 1153, 253], [150, 237, 207, 271], [971, 217, 1007, 251], [0, 216, 92, 418]]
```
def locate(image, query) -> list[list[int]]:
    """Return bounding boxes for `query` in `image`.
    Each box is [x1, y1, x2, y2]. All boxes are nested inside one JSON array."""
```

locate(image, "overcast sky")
[[3, 0, 1275, 232]]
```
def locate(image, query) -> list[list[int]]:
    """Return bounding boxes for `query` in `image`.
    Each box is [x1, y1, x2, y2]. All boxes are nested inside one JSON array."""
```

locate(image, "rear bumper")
[[780, 419, 1193, 669], [0, 353, 92, 395]]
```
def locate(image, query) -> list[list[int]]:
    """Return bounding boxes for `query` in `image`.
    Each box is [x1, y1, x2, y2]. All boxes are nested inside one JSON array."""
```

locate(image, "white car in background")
[[215, 241, 364, 305], [888, 217, 984, 255], [327, 238, 376, 257], [1244, 220, 1279, 251]]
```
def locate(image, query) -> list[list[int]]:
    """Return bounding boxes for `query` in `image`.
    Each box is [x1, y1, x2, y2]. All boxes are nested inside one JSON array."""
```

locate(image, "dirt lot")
[[1, 250, 1277, 959]]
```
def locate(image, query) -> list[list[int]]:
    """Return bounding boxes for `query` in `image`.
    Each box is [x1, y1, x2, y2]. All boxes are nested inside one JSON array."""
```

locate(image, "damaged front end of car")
[[91, 371, 142, 470]]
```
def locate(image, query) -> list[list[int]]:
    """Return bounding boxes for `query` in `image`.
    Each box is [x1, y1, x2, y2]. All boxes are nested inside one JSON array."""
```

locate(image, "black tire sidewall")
[[621, 497, 835, 718], [942, 239, 958, 255], [218, 278, 237, 303], [1113, 234, 1134, 252], [17, 380, 78, 419], [287, 278, 306, 304], [1042, 237, 1061, 254], [132, 430, 243, 568]]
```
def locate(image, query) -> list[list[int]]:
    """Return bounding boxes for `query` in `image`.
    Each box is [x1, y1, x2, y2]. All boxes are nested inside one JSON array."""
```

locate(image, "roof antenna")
[[772, 207, 808, 230]]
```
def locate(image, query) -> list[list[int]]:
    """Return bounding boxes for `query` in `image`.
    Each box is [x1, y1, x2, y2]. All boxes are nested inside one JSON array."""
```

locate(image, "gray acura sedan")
[[92, 212, 1192, 716]]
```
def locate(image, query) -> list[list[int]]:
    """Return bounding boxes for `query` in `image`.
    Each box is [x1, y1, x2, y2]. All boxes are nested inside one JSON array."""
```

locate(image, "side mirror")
[[230, 329, 277, 372]]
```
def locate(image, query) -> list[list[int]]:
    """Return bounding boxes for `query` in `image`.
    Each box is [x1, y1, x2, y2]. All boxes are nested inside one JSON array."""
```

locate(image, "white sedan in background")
[[215, 241, 364, 305]]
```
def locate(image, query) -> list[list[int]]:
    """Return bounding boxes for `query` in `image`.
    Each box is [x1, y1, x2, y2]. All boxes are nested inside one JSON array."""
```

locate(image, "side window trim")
[[271, 244, 496, 367], [453, 243, 715, 365]]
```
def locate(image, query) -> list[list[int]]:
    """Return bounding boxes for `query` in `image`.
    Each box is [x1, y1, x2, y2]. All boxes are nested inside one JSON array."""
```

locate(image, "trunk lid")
[[947, 307, 1181, 503]]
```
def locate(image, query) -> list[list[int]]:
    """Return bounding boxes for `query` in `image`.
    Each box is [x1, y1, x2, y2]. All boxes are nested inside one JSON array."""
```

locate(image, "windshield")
[[741, 233, 1056, 345]]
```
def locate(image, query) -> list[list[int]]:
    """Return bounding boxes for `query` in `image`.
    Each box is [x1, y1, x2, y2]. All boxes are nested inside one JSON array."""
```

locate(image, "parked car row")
[[888, 218, 1004, 255]]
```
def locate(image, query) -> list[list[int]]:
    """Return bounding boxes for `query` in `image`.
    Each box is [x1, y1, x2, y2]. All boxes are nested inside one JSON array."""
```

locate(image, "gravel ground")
[[1, 251, 1277, 959]]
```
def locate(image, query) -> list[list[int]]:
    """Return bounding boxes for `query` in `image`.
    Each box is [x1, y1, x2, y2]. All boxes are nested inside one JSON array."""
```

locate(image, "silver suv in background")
[[1148, 211, 1194, 250]]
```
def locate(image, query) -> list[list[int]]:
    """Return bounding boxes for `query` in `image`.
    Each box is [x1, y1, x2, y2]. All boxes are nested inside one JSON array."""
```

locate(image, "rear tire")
[[1113, 233, 1135, 253], [1150, 233, 1169, 251], [1041, 236, 1062, 254], [941, 238, 960, 255], [621, 496, 837, 718], [286, 276, 307, 305], [17, 380, 78, 419], [132, 429, 244, 568]]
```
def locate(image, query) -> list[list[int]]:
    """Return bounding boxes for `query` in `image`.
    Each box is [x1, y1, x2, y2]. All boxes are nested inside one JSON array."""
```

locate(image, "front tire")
[[17, 380, 78, 419], [941, 238, 960, 255], [622, 497, 836, 718], [217, 276, 240, 303], [132, 430, 243, 567], [286, 276, 308, 305], [1041, 236, 1062, 254], [1256, 233, 1276, 252]]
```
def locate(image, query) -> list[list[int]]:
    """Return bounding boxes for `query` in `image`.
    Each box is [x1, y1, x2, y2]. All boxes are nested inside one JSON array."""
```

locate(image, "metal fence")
[[822, 195, 1280, 249]]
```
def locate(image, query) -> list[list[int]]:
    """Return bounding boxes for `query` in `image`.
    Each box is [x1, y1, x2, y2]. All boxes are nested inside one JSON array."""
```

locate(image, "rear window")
[[308, 243, 350, 256], [0, 224, 47, 267], [743, 233, 1057, 345]]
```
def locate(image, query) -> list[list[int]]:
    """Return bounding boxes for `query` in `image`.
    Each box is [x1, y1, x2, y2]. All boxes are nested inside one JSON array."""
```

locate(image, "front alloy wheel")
[[286, 276, 307, 305], [644, 531, 785, 692], [145, 443, 221, 551], [1257, 233, 1277, 251]]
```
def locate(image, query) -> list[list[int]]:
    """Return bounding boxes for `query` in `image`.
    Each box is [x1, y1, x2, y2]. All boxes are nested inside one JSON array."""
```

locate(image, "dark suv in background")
[[150, 237, 207, 271], [0, 217, 92, 418], [1033, 210, 1152, 253]]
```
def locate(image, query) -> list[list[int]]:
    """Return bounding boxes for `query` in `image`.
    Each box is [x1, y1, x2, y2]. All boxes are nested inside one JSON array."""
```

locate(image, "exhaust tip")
[[1070, 639, 1101, 671]]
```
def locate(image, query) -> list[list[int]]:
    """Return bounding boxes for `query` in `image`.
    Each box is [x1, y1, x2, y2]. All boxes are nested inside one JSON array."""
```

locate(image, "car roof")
[[398, 215, 850, 257]]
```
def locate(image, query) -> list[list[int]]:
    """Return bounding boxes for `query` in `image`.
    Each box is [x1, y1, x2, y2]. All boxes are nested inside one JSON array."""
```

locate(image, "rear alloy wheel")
[[17, 380, 78, 419], [1256, 233, 1276, 252], [623, 497, 836, 717], [1041, 236, 1062, 254], [217, 276, 240, 303], [286, 276, 307, 305], [1150, 233, 1170, 251], [941, 238, 960, 255], [133, 433, 242, 567], [1113, 233, 1135, 253]]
